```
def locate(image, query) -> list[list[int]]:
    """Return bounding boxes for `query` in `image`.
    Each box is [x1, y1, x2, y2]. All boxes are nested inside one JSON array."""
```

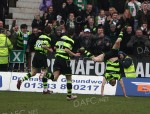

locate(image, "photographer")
[[127, 28, 150, 57]]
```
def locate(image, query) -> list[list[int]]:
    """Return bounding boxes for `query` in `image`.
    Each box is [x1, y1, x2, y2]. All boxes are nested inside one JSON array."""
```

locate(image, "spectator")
[[125, 0, 141, 30], [81, 4, 96, 26], [109, 12, 122, 30], [13, 24, 31, 72], [39, 0, 53, 12], [84, 17, 97, 34], [41, 11, 49, 27], [52, 0, 65, 16], [104, 12, 122, 35], [32, 14, 44, 31], [120, 9, 134, 31], [0, 28, 13, 71], [91, 27, 112, 56], [9, 19, 19, 50], [46, 6, 56, 22], [78, 28, 93, 52], [127, 28, 150, 57], [73, 0, 87, 11], [0, 21, 11, 37], [0, 0, 9, 25], [60, 0, 80, 22], [105, 24, 120, 45], [107, 7, 117, 17], [95, 9, 106, 27], [44, 21, 55, 35], [27, 28, 39, 53], [140, 22, 148, 35], [125, 0, 140, 17], [8, 19, 18, 71], [120, 26, 134, 55], [65, 13, 78, 34], [137, 2, 150, 29], [27, 28, 40, 70], [60, 22, 66, 34]]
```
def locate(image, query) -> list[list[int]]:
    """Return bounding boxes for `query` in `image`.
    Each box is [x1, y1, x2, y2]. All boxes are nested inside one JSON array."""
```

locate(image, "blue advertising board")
[[116, 78, 150, 97], [0, 75, 2, 88]]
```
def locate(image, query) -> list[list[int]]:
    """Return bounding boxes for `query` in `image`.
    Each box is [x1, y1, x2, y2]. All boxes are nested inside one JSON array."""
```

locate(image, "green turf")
[[0, 91, 150, 114]]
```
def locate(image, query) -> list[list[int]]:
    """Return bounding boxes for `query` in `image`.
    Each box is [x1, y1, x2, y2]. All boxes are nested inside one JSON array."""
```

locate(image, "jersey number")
[[57, 41, 64, 49], [36, 41, 42, 48]]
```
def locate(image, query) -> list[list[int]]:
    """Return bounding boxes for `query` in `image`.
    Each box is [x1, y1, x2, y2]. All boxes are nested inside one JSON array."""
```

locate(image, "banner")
[[46, 58, 150, 77], [1, 72, 150, 96], [116, 77, 150, 97], [0, 72, 12, 90], [0, 72, 116, 95]]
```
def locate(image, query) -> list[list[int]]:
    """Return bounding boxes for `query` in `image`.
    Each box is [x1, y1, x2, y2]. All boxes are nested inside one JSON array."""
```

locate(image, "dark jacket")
[[27, 33, 39, 52], [137, 10, 150, 29], [31, 19, 44, 31], [120, 31, 134, 55], [120, 17, 134, 30], [60, 2, 80, 21], [91, 35, 112, 56], [0, 0, 8, 22], [127, 35, 150, 56]]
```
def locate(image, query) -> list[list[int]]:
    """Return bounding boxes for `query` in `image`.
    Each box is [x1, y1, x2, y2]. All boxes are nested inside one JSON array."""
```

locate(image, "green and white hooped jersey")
[[105, 60, 121, 81], [55, 35, 74, 60], [17, 31, 30, 49], [34, 35, 51, 55]]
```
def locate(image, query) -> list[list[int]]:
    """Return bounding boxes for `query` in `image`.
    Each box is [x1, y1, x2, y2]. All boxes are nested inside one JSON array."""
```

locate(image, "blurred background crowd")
[[0, 0, 150, 72]]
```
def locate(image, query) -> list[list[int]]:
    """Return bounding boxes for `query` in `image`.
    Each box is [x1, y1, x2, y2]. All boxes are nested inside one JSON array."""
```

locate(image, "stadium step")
[[19, 0, 41, 3], [5, 19, 32, 26], [13, 13, 35, 20], [16, 1, 40, 9], [5, 0, 41, 31], [9, 7, 40, 14]]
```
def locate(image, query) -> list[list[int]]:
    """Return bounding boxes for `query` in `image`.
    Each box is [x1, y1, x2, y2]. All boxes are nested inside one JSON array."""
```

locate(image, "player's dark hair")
[[44, 26, 51, 34], [67, 28, 75, 37]]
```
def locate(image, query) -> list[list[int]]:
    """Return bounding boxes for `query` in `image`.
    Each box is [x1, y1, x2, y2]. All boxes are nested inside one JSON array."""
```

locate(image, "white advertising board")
[[0, 72, 116, 95]]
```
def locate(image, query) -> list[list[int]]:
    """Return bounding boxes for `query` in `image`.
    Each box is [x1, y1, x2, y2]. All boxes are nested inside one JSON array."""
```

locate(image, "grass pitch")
[[0, 91, 150, 114]]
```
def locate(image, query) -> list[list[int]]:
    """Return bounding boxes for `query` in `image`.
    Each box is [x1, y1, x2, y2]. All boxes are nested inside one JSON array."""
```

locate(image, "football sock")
[[42, 77, 48, 91], [67, 80, 72, 97], [22, 72, 32, 82]]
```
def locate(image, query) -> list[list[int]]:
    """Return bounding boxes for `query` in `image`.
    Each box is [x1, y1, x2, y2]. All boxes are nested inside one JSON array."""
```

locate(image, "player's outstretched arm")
[[101, 77, 106, 96], [65, 48, 80, 57], [119, 79, 128, 98], [92, 53, 105, 62], [92, 35, 122, 62]]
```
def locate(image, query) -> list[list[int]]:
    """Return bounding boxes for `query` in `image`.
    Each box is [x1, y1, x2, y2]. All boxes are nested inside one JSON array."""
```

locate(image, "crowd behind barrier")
[[0, 0, 150, 74]]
